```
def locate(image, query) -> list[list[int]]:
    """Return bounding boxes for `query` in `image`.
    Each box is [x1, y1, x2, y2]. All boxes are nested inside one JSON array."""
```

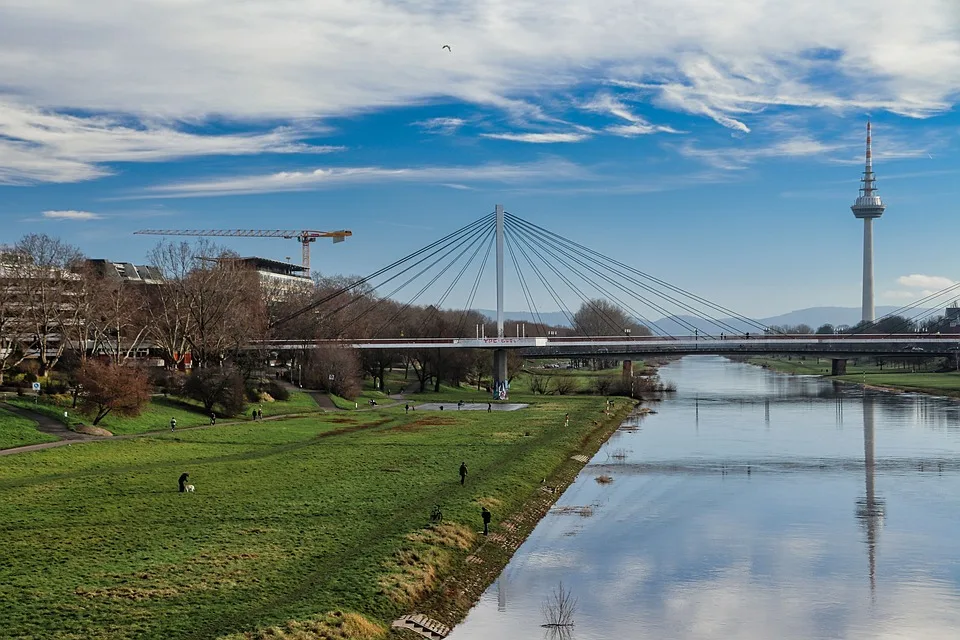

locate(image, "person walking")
[[487, 403, 492, 412], [178, 472, 189, 493], [405, 403, 410, 414], [564, 412, 569, 427], [210, 412, 216, 426], [257, 408, 263, 421], [459, 461, 468, 486], [252, 408, 257, 421], [481, 506, 491, 535], [170, 417, 177, 431]]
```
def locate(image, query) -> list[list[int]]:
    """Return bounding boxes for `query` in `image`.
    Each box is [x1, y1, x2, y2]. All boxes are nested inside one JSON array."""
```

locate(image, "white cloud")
[[41, 210, 103, 220], [0, 102, 340, 184], [678, 136, 845, 170], [584, 92, 681, 137], [414, 117, 466, 135], [480, 132, 590, 143], [2, 1, 957, 136], [897, 274, 956, 289], [135, 159, 589, 197]]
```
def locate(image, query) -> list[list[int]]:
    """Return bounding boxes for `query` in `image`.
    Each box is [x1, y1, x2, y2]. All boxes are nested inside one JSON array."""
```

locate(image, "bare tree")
[[572, 299, 650, 337], [541, 582, 577, 629], [0, 247, 30, 383], [13, 234, 84, 376]]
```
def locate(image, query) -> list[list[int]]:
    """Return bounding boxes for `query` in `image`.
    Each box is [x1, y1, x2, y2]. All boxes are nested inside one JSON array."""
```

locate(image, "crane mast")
[[133, 228, 351, 272]]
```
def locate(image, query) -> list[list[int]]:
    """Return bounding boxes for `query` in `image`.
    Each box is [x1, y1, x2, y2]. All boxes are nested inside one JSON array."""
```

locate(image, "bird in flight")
[[442, 45, 452, 52]]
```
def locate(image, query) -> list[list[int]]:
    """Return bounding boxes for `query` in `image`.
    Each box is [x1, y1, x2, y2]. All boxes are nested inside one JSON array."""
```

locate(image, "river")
[[447, 355, 960, 640]]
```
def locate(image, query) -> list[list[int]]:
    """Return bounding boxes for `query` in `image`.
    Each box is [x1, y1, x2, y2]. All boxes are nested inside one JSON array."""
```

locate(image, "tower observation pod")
[[851, 121, 886, 323]]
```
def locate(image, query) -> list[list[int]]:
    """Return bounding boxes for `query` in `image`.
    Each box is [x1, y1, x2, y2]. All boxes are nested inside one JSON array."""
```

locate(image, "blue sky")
[[2, 0, 960, 318]]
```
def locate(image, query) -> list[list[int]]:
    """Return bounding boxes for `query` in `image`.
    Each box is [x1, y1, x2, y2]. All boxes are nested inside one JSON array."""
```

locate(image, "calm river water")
[[447, 356, 960, 640]]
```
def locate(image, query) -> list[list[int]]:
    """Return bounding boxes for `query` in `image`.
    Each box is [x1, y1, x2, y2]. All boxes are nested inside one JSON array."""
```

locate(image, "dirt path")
[[0, 402, 108, 457], [0, 394, 400, 457]]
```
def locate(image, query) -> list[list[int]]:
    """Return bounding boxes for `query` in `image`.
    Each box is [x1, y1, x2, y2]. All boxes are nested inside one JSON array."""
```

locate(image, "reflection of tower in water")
[[855, 395, 885, 598]]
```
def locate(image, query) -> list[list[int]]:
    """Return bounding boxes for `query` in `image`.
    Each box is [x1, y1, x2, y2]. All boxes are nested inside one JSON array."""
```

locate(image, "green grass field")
[[5, 391, 319, 436], [0, 394, 623, 639], [0, 406, 58, 450]]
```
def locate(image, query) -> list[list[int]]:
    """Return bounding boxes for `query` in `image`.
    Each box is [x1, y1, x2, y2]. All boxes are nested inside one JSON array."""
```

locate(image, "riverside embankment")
[[0, 390, 634, 639]]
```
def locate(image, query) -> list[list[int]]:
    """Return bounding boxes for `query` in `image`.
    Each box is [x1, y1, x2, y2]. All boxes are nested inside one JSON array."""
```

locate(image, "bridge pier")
[[622, 359, 633, 380], [493, 349, 508, 399], [831, 358, 847, 376]]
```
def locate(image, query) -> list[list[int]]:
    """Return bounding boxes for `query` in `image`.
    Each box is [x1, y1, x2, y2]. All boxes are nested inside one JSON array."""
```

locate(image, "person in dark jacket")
[[178, 472, 189, 493], [459, 462, 468, 485], [481, 506, 491, 535]]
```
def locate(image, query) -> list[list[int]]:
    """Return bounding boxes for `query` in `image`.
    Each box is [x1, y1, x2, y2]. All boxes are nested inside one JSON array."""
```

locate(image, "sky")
[[2, 0, 960, 319]]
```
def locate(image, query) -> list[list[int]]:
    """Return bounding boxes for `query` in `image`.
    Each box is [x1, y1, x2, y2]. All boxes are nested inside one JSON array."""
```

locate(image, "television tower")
[[851, 121, 886, 323]]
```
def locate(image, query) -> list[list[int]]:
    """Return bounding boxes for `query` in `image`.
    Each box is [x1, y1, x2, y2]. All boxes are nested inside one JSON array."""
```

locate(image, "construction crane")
[[133, 229, 352, 272]]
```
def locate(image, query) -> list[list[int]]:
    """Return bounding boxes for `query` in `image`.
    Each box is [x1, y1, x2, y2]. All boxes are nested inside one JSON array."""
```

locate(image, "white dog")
[[185, 484, 195, 492]]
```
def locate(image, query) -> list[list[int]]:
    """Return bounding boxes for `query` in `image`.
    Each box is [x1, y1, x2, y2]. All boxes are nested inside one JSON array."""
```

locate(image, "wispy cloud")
[[583, 92, 681, 137], [480, 132, 590, 143], [678, 136, 846, 170], [41, 209, 103, 220], [881, 273, 957, 301], [414, 117, 466, 135], [132, 159, 589, 197], [0, 102, 340, 184]]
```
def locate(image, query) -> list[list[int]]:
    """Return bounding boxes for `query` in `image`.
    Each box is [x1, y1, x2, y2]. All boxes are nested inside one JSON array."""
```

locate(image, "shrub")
[[529, 375, 550, 395], [76, 361, 151, 426], [184, 367, 246, 416], [592, 377, 615, 395], [264, 380, 290, 401], [552, 377, 579, 395]]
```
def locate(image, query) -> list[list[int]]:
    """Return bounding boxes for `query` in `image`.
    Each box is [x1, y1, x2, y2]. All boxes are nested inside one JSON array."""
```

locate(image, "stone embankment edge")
[[393, 401, 636, 638]]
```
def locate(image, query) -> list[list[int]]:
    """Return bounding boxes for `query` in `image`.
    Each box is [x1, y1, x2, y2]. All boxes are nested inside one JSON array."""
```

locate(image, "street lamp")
[[624, 328, 631, 337]]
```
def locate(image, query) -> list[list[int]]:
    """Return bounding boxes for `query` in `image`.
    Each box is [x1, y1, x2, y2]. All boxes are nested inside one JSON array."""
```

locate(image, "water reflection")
[[448, 357, 960, 640], [855, 395, 885, 599]]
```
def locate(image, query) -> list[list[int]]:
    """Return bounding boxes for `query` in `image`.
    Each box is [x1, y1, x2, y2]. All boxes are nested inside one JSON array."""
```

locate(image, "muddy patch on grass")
[[390, 416, 456, 433]]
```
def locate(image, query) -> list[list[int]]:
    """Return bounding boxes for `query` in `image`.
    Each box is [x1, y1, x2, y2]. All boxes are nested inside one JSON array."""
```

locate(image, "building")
[[223, 256, 313, 300], [86, 259, 164, 285]]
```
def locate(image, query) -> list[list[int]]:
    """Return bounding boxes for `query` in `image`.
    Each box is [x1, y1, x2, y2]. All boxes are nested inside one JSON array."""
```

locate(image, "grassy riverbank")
[[0, 406, 58, 449], [748, 356, 960, 396], [4, 390, 320, 436], [0, 392, 631, 639]]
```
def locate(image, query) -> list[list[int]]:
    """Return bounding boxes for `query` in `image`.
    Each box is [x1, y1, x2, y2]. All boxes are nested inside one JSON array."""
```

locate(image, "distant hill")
[[479, 306, 937, 334]]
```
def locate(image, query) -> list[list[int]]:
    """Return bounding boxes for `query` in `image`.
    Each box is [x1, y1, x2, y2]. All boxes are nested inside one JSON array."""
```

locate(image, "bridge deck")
[[257, 335, 960, 358]]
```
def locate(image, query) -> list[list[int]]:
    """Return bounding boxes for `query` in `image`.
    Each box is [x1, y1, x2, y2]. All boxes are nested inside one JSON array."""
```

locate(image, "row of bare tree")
[[2, 232, 652, 391]]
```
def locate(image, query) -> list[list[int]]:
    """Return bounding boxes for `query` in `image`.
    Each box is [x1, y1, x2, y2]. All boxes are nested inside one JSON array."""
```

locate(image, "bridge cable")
[[507, 213, 752, 337], [508, 215, 713, 336], [506, 214, 775, 335], [506, 219, 673, 337], [507, 219, 635, 337], [269, 212, 495, 329], [846, 280, 960, 336], [398, 221, 498, 337], [360, 220, 496, 338], [504, 232, 548, 337], [323, 216, 495, 335], [507, 219, 678, 338], [455, 231, 496, 337], [507, 222, 585, 335]]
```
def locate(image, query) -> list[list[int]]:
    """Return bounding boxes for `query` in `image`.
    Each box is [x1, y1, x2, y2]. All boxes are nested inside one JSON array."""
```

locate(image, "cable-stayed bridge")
[[269, 206, 960, 393]]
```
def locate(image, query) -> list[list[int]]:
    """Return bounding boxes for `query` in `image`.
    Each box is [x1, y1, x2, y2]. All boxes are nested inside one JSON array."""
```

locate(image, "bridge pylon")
[[493, 204, 508, 399]]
